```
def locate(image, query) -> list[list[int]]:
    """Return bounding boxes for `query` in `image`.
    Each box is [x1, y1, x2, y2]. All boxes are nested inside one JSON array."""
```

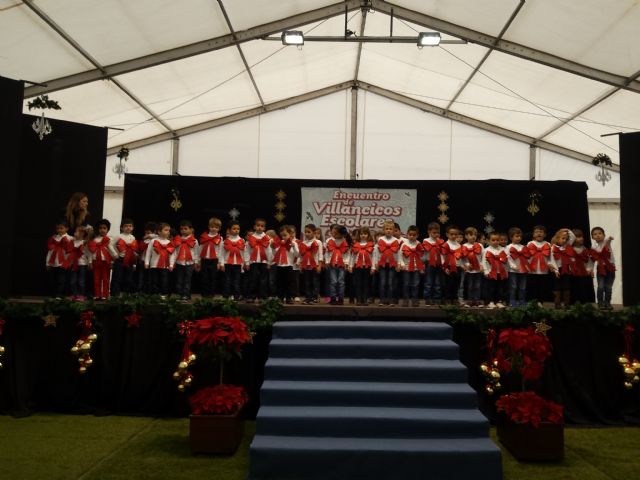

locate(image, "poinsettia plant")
[[495, 327, 552, 381], [189, 384, 248, 415], [496, 391, 563, 427]]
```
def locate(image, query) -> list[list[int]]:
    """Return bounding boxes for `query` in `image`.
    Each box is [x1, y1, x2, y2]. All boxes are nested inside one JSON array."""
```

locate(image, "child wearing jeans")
[[461, 227, 483, 307], [400, 225, 424, 307], [325, 225, 351, 305], [590, 226, 616, 310], [422, 222, 444, 305], [506, 227, 530, 307]]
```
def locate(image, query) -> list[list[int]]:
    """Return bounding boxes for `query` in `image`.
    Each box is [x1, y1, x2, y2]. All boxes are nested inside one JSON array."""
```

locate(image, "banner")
[[301, 187, 417, 232]]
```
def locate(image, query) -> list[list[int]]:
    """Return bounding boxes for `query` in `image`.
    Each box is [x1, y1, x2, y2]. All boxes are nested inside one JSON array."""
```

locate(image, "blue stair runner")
[[248, 321, 502, 480]]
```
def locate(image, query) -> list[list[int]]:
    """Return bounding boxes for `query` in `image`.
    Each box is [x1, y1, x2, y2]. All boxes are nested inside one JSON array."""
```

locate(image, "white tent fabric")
[[1, 0, 637, 163]]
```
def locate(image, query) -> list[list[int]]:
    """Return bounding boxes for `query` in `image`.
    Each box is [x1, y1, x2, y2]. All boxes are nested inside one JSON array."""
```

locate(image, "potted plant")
[[493, 326, 564, 461], [177, 316, 253, 454]]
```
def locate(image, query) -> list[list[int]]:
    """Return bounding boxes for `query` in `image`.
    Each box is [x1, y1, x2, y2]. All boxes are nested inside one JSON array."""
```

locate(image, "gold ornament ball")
[[492, 359, 499, 367], [485, 385, 494, 395], [0, 345, 5, 354], [479, 363, 489, 374], [619, 356, 629, 365], [494, 382, 501, 390], [70, 346, 79, 354], [178, 361, 188, 370], [177, 384, 185, 392], [490, 370, 501, 380], [632, 361, 640, 372], [624, 367, 635, 377], [188, 354, 197, 363], [80, 343, 91, 352], [184, 377, 192, 385], [624, 381, 633, 390], [87, 333, 98, 342], [633, 375, 640, 384], [172, 371, 181, 380], [79, 366, 87, 374], [85, 358, 93, 366], [0, 361, 3, 369], [78, 357, 85, 364]]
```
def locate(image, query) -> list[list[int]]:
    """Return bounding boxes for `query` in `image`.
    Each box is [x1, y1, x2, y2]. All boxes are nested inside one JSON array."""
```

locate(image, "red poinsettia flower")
[[188, 316, 252, 353], [496, 391, 563, 428], [189, 384, 248, 415], [495, 327, 552, 381]]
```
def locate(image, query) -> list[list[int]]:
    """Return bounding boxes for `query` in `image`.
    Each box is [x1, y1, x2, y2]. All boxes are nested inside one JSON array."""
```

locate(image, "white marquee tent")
[[2, 0, 634, 302]]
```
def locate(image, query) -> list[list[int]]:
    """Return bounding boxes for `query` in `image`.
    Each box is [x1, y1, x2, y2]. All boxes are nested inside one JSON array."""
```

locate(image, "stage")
[[0, 297, 638, 425]]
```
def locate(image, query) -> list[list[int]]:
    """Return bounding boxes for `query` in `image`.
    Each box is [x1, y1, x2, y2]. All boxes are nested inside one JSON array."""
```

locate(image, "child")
[[272, 225, 299, 304], [220, 221, 245, 299], [46, 220, 73, 298], [422, 222, 444, 305], [290, 225, 302, 303], [441, 225, 463, 305], [373, 220, 401, 306], [550, 228, 575, 308], [400, 225, 424, 307], [199, 217, 223, 298], [245, 218, 271, 303], [506, 227, 530, 307], [461, 227, 483, 307], [590, 226, 616, 310], [172, 220, 199, 300], [137, 221, 157, 293], [349, 226, 374, 306], [570, 229, 594, 304], [65, 225, 90, 301], [526, 225, 554, 305], [325, 224, 351, 305], [456, 230, 467, 304], [111, 218, 138, 297], [88, 219, 114, 300], [299, 223, 323, 304], [144, 222, 174, 297], [482, 232, 509, 309]]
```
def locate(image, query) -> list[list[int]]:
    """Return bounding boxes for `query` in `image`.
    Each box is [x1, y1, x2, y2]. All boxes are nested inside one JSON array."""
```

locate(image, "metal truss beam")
[[25, 0, 363, 98], [371, 0, 640, 94]]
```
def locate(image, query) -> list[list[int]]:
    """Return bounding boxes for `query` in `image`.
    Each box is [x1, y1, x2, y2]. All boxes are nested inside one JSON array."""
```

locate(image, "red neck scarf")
[[273, 238, 293, 266], [174, 235, 196, 263], [486, 250, 508, 280], [591, 246, 616, 275], [88, 236, 111, 263], [117, 238, 138, 267], [199, 233, 221, 259], [441, 242, 462, 273], [377, 239, 399, 267], [571, 248, 590, 276], [528, 242, 551, 272], [224, 238, 245, 265], [63, 242, 84, 271], [509, 245, 531, 273], [248, 234, 270, 262], [153, 239, 175, 268], [552, 244, 575, 275], [299, 241, 319, 269], [48, 236, 70, 267], [461, 243, 482, 271], [402, 243, 425, 272], [327, 239, 348, 268], [351, 241, 374, 269], [422, 239, 443, 268]]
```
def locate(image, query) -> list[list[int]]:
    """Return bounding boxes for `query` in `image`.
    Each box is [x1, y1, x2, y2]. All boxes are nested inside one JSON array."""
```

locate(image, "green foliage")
[[245, 298, 283, 330], [27, 94, 61, 111]]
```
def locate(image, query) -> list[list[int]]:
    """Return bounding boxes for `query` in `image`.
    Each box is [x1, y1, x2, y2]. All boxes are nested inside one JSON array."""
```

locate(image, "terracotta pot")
[[189, 414, 244, 454], [497, 418, 564, 461]]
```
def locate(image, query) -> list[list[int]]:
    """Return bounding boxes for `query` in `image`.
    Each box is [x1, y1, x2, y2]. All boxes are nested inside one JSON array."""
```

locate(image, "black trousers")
[[302, 269, 319, 301], [149, 268, 170, 295], [224, 264, 242, 298], [174, 264, 195, 298], [443, 271, 461, 301], [353, 268, 371, 303], [200, 259, 218, 297], [111, 259, 136, 295], [276, 266, 295, 300], [248, 263, 269, 299], [527, 273, 551, 302]]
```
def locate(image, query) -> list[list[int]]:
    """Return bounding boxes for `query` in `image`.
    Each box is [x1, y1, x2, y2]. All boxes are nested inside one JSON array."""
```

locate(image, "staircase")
[[248, 321, 502, 480]]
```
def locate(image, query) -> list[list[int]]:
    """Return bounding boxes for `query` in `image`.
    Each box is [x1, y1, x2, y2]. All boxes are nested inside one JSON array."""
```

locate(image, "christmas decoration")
[[533, 319, 552, 336], [113, 147, 129, 179], [42, 314, 58, 328], [496, 392, 563, 428], [228, 207, 240, 220], [619, 324, 639, 390], [483, 212, 495, 235], [70, 311, 97, 374], [479, 329, 501, 395], [437, 191, 449, 224], [274, 190, 287, 223], [495, 327, 552, 381], [124, 312, 142, 328], [173, 320, 195, 392], [27, 94, 60, 141], [170, 188, 183, 212], [592, 153, 613, 186], [527, 191, 541, 216], [0, 317, 5, 370], [189, 384, 248, 416]]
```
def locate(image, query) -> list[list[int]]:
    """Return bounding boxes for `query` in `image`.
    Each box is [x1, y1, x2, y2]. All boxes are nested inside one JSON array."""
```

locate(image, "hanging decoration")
[[483, 212, 495, 235], [619, 324, 640, 390], [124, 311, 142, 328], [228, 207, 241, 221], [27, 94, 61, 141], [70, 310, 97, 374], [533, 319, 552, 336], [479, 328, 501, 395], [592, 153, 613, 186], [437, 191, 449, 225], [527, 191, 542, 216], [0, 317, 5, 370], [113, 147, 129, 179], [170, 188, 183, 212], [42, 314, 58, 328], [275, 190, 287, 223], [173, 321, 196, 392]]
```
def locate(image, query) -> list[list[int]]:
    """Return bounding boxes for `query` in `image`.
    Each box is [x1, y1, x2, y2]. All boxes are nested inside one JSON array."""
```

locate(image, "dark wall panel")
[[620, 132, 640, 306]]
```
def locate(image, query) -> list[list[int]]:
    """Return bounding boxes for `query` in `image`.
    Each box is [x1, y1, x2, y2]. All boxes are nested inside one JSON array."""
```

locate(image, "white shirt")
[[110, 233, 137, 260], [461, 242, 483, 274], [325, 237, 351, 268], [198, 232, 222, 260], [245, 232, 272, 264], [482, 246, 508, 279], [506, 243, 527, 273], [271, 237, 299, 267], [591, 238, 616, 271], [299, 238, 324, 269], [220, 235, 245, 265], [45, 233, 73, 267], [527, 240, 554, 274], [373, 236, 401, 270], [145, 238, 173, 269], [171, 235, 200, 267]]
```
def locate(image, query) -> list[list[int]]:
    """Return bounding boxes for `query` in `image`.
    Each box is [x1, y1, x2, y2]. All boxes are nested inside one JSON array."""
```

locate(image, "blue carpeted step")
[[249, 435, 503, 480], [260, 380, 478, 408], [273, 320, 452, 340], [268, 338, 459, 359], [255, 406, 489, 438], [264, 357, 469, 383]]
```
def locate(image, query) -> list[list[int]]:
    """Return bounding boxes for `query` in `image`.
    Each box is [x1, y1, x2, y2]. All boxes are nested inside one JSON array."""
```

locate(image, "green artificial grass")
[[1, 414, 639, 479]]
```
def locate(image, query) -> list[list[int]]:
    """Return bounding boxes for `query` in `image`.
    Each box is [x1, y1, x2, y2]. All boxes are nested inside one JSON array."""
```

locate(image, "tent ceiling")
[[2, 0, 638, 164]]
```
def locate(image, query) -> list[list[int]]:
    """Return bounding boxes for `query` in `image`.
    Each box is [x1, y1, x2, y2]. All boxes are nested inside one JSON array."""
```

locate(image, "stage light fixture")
[[417, 32, 441, 47], [281, 31, 304, 46]]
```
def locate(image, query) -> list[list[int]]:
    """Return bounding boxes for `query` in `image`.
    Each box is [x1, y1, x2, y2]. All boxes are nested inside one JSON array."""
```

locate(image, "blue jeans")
[[597, 271, 615, 305], [403, 271, 421, 300], [174, 264, 194, 298], [111, 259, 136, 295], [508, 272, 527, 305], [329, 267, 345, 299], [465, 272, 482, 302], [224, 264, 242, 298], [378, 266, 397, 302], [69, 265, 87, 297], [423, 266, 443, 302]]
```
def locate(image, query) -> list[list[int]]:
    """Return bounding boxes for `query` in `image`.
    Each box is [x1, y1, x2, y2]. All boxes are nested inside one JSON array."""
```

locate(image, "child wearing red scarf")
[[569, 229, 594, 304], [199, 217, 222, 298], [45, 220, 73, 298], [461, 226, 483, 307], [220, 221, 245, 300], [482, 232, 509, 309], [110, 218, 138, 297], [325, 224, 351, 305], [526, 225, 555, 305], [550, 228, 575, 308], [591, 226, 616, 310], [349, 226, 374, 306], [88, 219, 115, 300], [441, 225, 464, 306], [373, 220, 401, 306], [506, 227, 529, 307], [144, 222, 174, 297], [172, 220, 199, 301], [272, 225, 299, 304], [400, 225, 424, 307], [299, 223, 323, 304], [245, 218, 272, 303]]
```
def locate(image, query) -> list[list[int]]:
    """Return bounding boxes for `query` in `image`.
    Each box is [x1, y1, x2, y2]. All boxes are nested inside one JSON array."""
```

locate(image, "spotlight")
[[281, 31, 304, 46], [417, 32, 441, 47]]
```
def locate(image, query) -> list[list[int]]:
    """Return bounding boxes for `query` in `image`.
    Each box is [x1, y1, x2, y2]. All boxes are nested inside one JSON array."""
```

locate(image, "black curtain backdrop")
[[123, 175, 590, 243], [12, 115, 108, 297], [620, 132, 640, 306], [0, 76, 25, 297]]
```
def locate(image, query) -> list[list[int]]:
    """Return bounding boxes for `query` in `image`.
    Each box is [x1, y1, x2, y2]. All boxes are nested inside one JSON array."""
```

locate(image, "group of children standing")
[[46, 216, 616, 309]]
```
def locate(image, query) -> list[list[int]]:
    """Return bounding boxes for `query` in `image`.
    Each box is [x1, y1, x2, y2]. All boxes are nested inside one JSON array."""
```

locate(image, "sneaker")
[[336, 297, 344, 305], [496, 302, 506, 309], [286, 298, 294, 305], [294, 297, 301, 303], [412, 299, 420, 307], [76, 295, 86, 302], [402, 299, 409, 307], [486, 302, 497, 309]]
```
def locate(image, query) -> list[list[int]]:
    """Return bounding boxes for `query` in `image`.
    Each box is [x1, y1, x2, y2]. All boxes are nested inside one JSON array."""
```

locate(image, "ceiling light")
[[417, 32, 441, 47], [281, 31, 304, 46]]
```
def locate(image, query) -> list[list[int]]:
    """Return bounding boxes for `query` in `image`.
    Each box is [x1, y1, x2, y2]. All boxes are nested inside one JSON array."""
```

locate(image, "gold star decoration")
[[275, 190, 287, 201], [437, 191, 449, 202], [438, 213, 449, 224], [275, 201, 286, 211], [42, 314, 59, 328], [438, 203, 449, 212], [274, 212, 286, 222], [534, 320, 552, 336]]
